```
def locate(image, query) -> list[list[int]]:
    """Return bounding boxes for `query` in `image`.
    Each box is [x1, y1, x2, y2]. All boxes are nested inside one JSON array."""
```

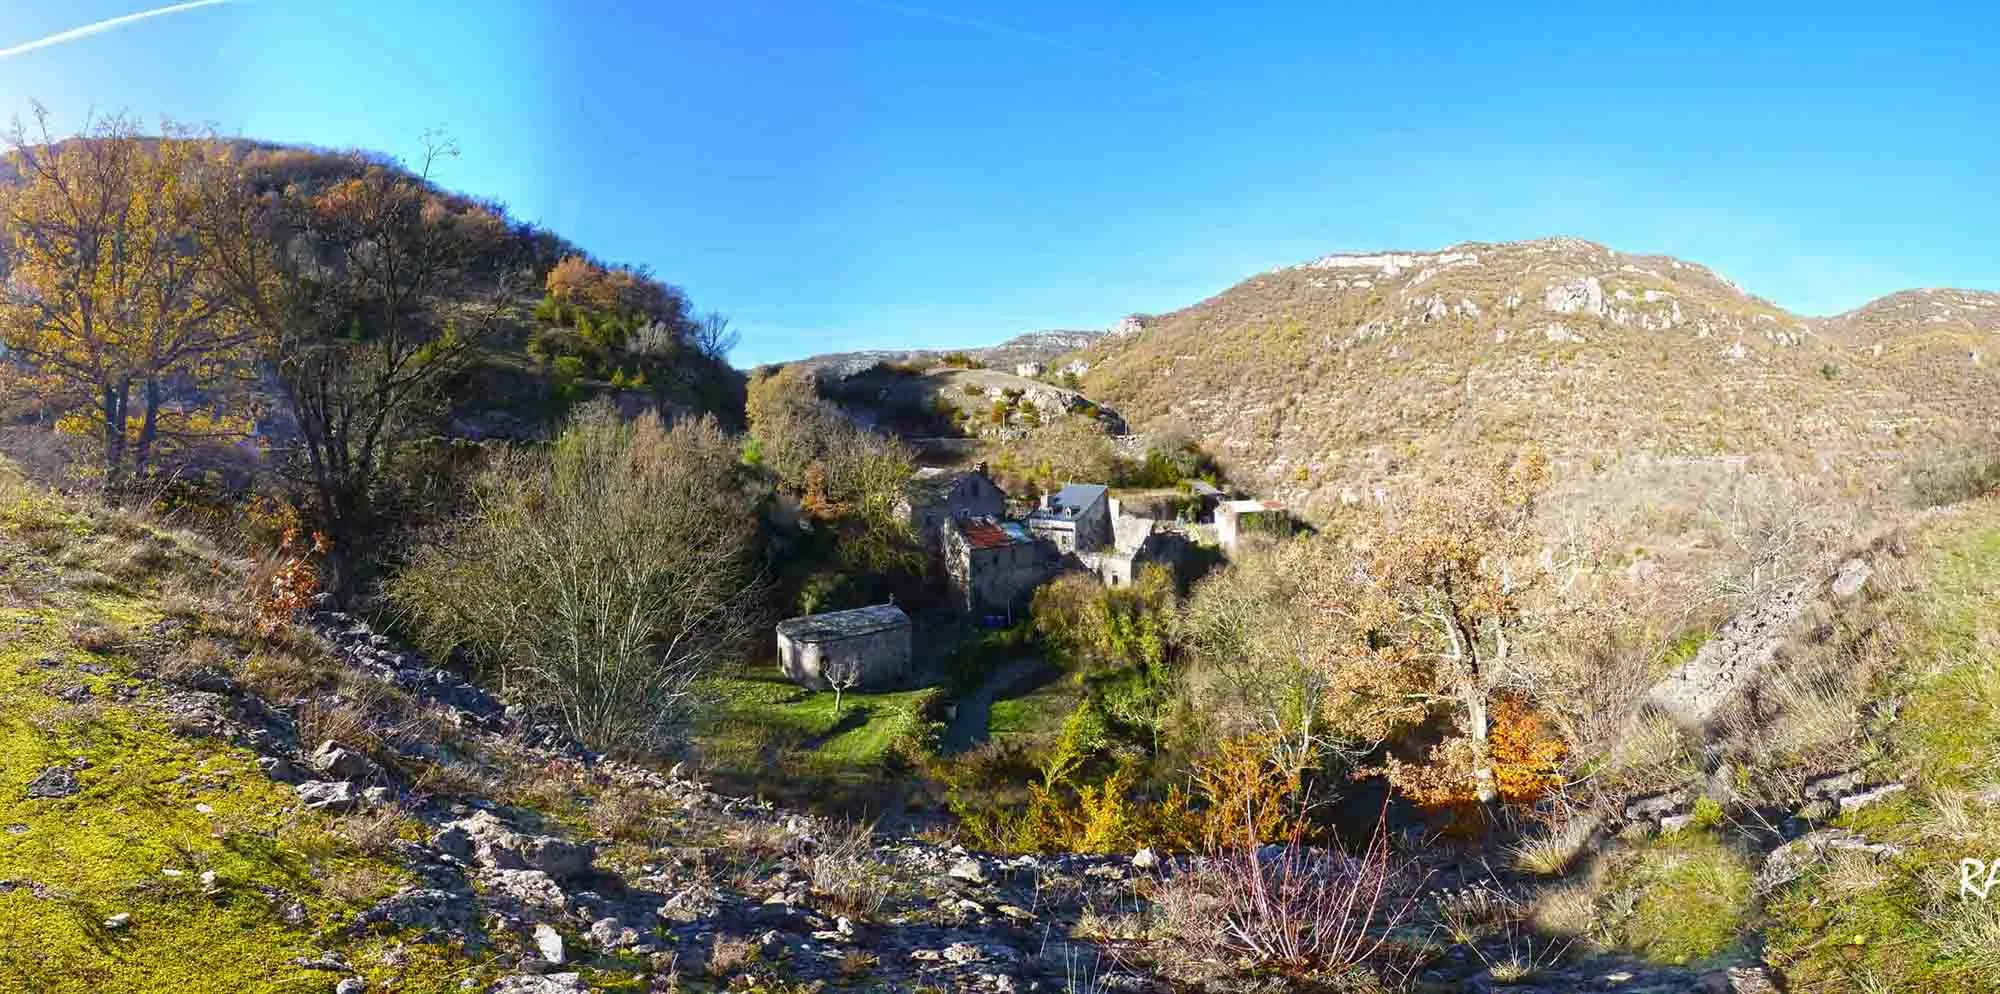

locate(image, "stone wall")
[[779, 625, 912, 691]]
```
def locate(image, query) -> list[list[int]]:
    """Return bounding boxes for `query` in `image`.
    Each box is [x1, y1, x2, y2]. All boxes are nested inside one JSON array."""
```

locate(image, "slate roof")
[[775, 604, 910, 643], [1032, 483, 1109, 521]]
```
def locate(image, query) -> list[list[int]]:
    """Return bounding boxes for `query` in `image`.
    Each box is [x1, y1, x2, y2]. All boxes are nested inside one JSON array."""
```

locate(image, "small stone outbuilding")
[[775, 604, 912, 691], [1216, 498, 1289, 554]]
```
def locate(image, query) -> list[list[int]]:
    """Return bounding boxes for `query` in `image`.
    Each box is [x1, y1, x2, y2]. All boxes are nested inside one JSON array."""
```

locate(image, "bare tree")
[[198, 133, 519, 596], [823, 652, 863, 718], [391, 404, 766, 754]]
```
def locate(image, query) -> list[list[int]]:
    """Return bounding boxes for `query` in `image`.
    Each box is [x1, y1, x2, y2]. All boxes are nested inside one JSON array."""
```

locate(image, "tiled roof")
[[776, 604, 909, 643], [957, 517, 1035, 550]]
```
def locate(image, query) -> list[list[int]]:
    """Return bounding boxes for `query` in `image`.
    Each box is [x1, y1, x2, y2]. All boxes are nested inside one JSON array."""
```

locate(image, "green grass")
[[1761, 498, 2000, 993], [1609, 832, 1755, 965], [693, 666, 943, 787], [0, 483, 489, 993], [987, 681, 1080, 742]]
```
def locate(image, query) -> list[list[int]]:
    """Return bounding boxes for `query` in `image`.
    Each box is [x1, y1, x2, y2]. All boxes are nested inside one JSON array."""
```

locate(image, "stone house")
[[1015, 362, 1045, 378], [895, 466, 1007, 553], [775, 604, 912, 691], [1216, 498, 1289, 554], [942, 516, 1055, 619], [1090, 516, 1191, 588], [1026, 483, 1113, 554]]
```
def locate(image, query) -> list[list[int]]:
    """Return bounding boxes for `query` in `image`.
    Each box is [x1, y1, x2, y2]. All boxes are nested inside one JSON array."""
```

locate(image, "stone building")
[[895, 466, 1007, 553], [942, 516, 1055, 619], [1015, 362, 1045, 378], [1026, 483, 1113, 554], [1216, 498, 1289, 554], [775, 604, 912, 691], [1091, 516, 1191, 588]]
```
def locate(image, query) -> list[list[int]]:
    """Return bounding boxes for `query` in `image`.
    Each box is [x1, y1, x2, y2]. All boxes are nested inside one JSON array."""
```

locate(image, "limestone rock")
[[295, 780, 360, 812], [533, 922, 566, 965], [488, 975, 587, 994], [24, 767, 79, 800]]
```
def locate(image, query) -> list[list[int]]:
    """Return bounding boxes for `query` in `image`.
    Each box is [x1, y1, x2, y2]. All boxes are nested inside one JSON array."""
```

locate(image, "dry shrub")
[[705, 933, 759, 978], [337, 805, 419, 855], [295, 697, 378, 754], [809, 819, 892, 920], [1155, 813, 1414, 971], [252, 526, 324, 636], [321, 865, 397, 906], [587, 787, 661, 843]]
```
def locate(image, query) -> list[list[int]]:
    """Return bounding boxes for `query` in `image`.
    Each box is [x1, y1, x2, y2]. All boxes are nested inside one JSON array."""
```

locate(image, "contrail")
[[0, 0, 235, 60]]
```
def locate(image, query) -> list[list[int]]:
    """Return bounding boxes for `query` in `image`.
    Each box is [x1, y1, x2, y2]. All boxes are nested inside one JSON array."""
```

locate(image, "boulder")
[[309, 742, 383, 783], [445, 811, 593, 879], [484, 869, 570, 911], [947, 857, 989, 885], [489, 975, 587, 994], [356, 887, 476, 934], [24, 767, 79, 800], [533, 922, 566, 965], [295, 781, 360, 813], [1830, 558, 1873, 600]]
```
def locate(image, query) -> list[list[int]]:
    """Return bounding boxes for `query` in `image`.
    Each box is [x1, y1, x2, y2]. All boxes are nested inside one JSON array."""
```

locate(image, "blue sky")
[[2, 1, 1995, 365]]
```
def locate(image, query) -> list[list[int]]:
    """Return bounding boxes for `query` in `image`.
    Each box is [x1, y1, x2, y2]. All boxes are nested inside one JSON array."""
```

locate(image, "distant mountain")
[[1061, 237, 1997, 551], [785, 328, 1109, 379]]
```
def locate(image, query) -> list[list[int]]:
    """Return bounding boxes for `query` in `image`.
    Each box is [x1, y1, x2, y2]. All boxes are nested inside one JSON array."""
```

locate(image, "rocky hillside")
[[787, 329, 1107, 380], [1069, 239, 1998, 526]]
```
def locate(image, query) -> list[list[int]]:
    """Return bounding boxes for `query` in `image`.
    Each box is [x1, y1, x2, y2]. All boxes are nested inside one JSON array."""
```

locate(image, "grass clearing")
[[1762, 498, 2000, 993]]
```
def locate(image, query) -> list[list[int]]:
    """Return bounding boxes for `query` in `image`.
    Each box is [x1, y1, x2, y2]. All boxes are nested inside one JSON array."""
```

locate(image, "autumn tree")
[[0, 107, 253, 492], [1322, 451, 1551, 803], [198, 135, 518, 596]]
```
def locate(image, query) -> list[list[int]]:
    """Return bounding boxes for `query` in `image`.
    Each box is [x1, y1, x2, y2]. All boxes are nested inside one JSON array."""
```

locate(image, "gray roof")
[[1032, 483, 1108, 521], [775, 604, 910, 643]]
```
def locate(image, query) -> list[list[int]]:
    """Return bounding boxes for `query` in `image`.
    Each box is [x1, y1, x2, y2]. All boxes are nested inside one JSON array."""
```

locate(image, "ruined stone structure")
[[896, 466, 1007, 553], [1215, 498, 1289, 553], [942, 516, 1055, 618], [775, 604, 913, 691], [1090, 516, 1191, 588], [1026, 483, 1113, 554]]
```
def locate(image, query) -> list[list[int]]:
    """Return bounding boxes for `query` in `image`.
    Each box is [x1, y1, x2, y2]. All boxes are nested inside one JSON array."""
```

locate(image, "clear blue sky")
[[2, 1, 1995, 365]]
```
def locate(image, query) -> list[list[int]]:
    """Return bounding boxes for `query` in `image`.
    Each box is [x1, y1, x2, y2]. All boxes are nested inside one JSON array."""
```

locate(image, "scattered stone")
[[335, 980, 367, 994], [533, 923, 566, 965], [947, 857, 989, 885], [1624, 791, 1686, 822], [25, 767, 79, 800], [1758, 829, 1903, 891], [356, 888, 475, 935], [488, 974, 587, 994], [1726, 965, 1782, 994], [484, 869, 570, 911], [1830, 558, 1873, 599], [1839, 782, 1907, 812], [1131, 847, 1159, 871], [310, 741, 384, 783], [200, 870, 220, 896], [1804, 771, 1865, 801], [103, 912, 131, 929], [1660, 814, 1695, 834], [588, 916, 639, 950], [295, 780, 360, 813]]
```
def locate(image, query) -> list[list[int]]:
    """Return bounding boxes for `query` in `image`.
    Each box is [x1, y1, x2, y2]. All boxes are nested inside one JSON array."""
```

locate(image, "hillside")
[[1071, 239, 1997, 521], [786, 328, 1107, 380]]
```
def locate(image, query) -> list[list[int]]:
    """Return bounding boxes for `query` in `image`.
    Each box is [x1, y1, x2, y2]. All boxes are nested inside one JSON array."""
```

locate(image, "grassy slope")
[[1761, 498, 2000, 993], [0, 469, 480, 993]]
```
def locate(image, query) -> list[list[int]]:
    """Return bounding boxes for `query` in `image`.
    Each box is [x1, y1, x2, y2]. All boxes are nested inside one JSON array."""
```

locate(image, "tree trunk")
[[101, 381, 130, 498], [1464, 685, 1498, 804], [133, 377, 162, 483]]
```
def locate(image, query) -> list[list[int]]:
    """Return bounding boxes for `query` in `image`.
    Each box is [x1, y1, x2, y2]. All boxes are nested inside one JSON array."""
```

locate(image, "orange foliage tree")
[[0, 106, 256, 492]]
